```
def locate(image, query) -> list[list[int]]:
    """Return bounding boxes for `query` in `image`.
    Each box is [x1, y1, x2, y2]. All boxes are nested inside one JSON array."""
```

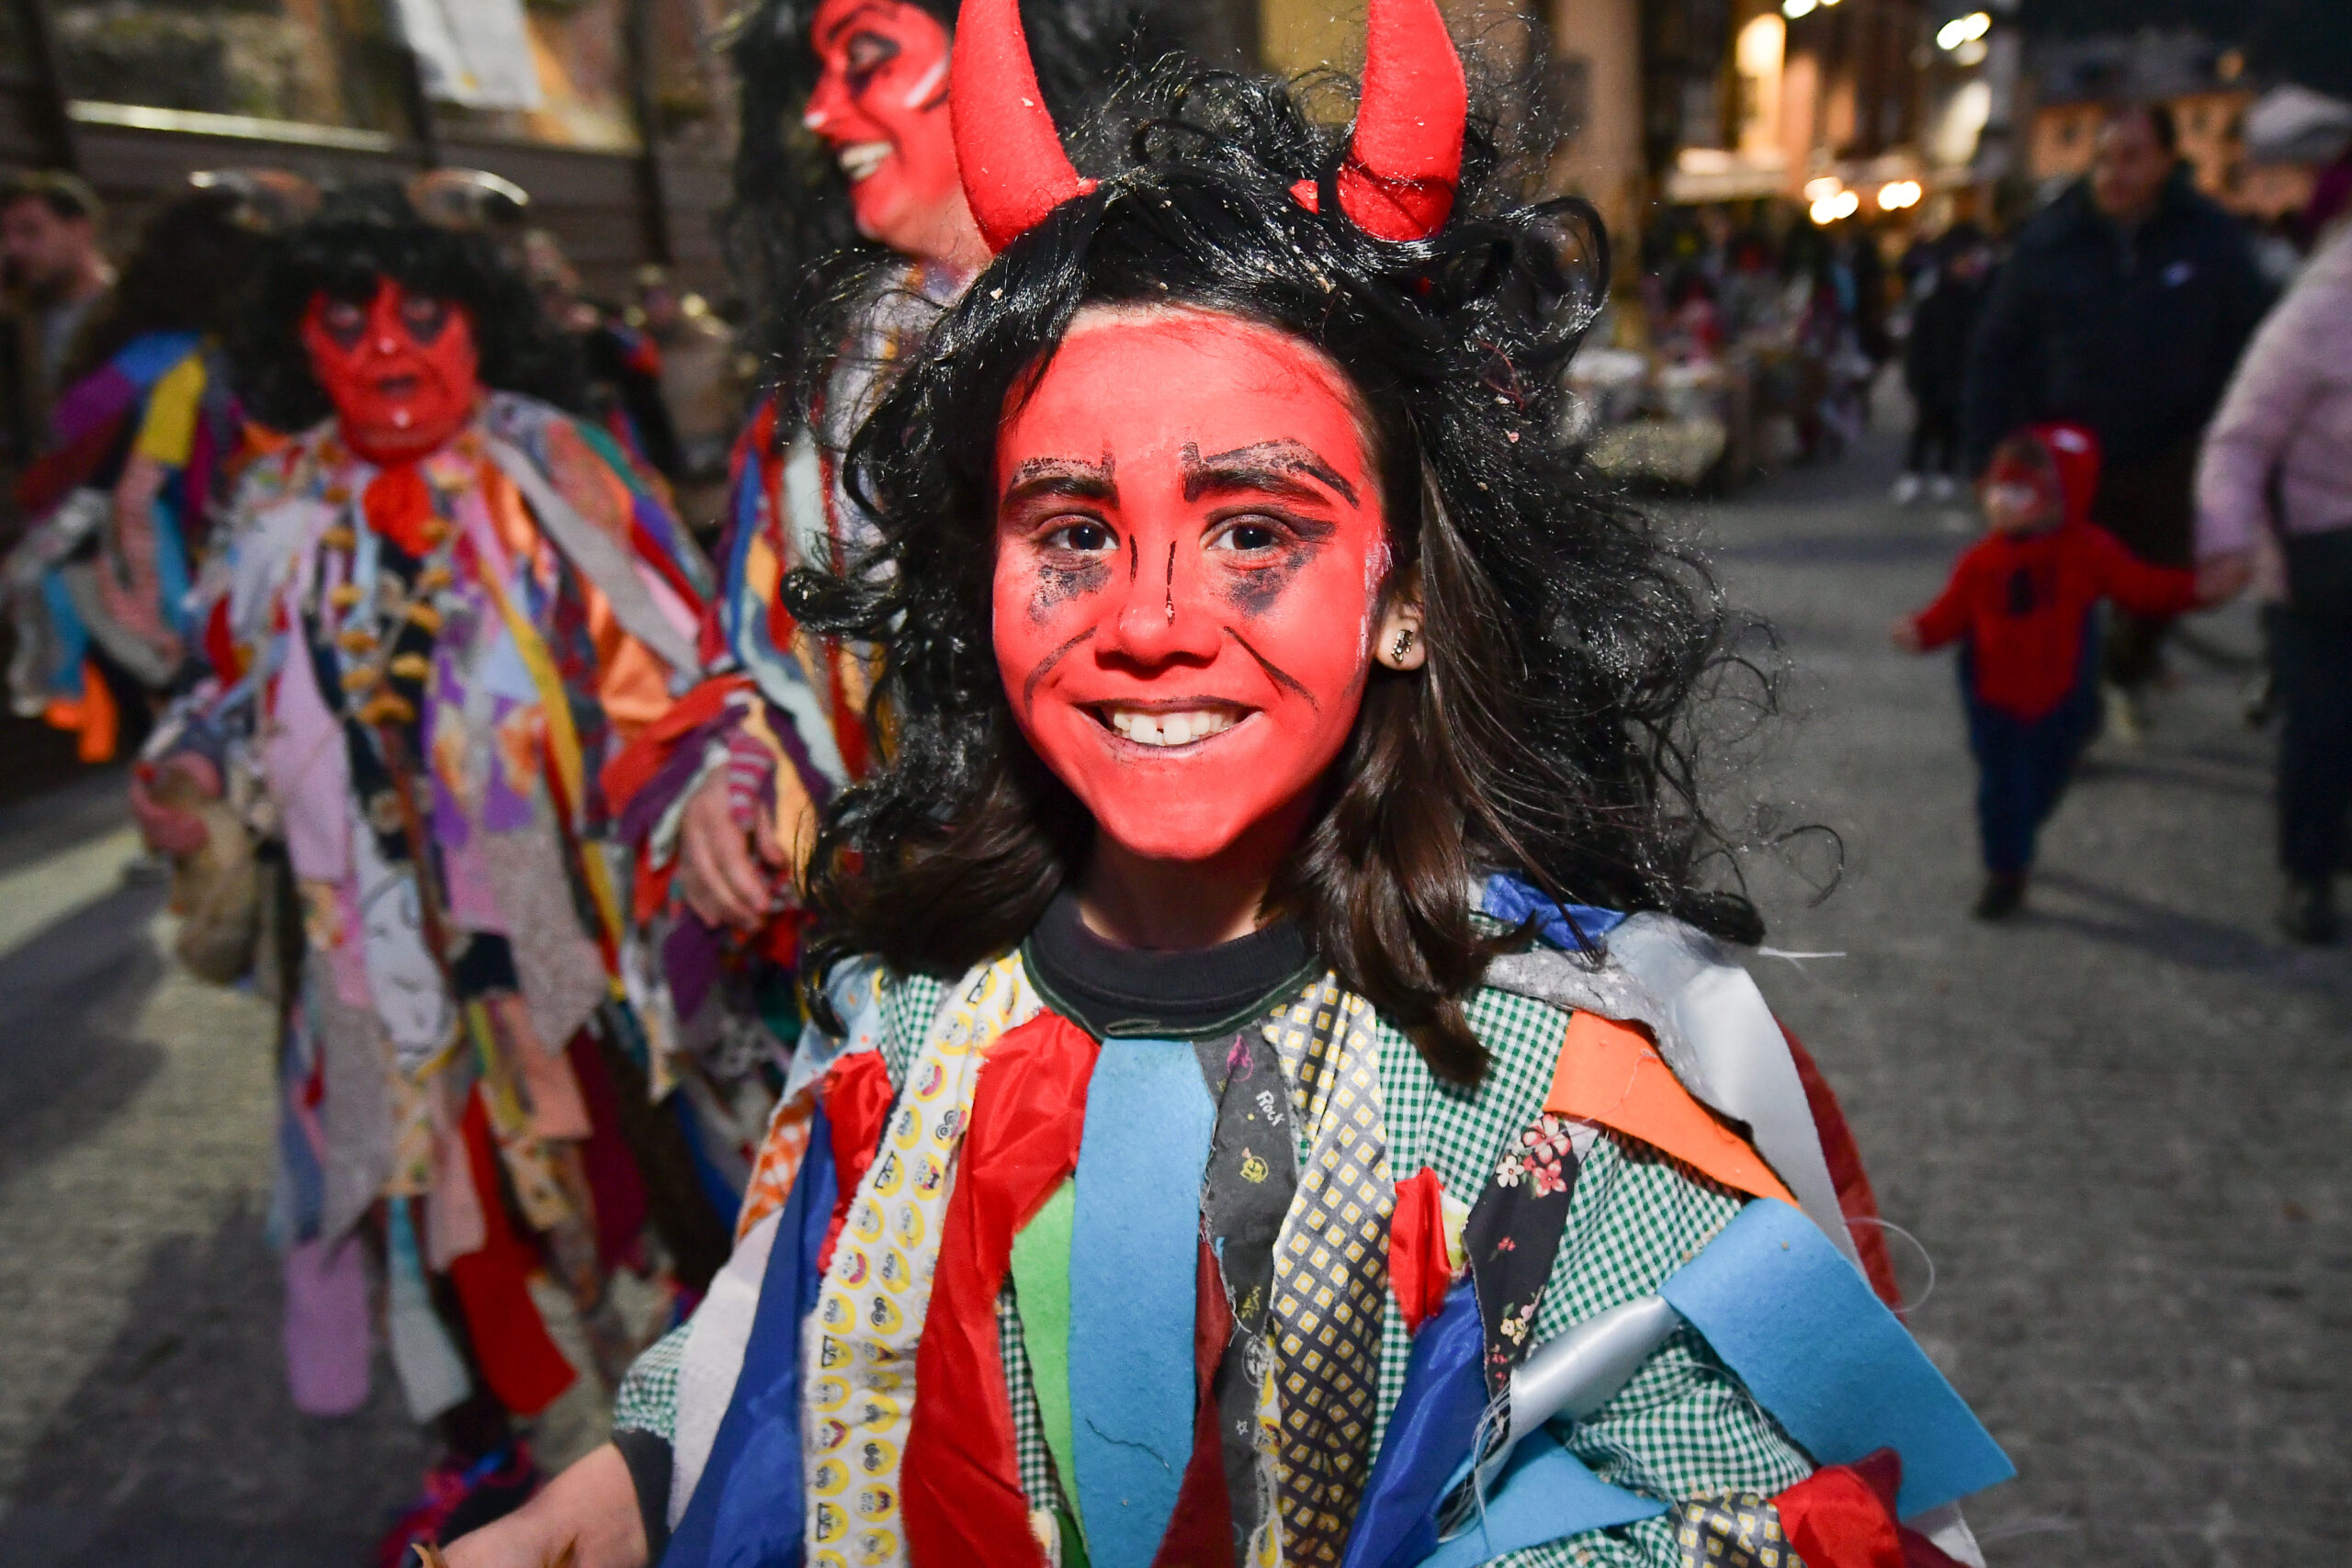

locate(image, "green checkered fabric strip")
[[877, 970, 946, 1084], [612, 1320, 691, 1440], [999, 1279, 1068, 1516]]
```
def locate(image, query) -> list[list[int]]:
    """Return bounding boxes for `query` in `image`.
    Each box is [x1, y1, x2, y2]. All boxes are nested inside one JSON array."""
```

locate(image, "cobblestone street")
[[0, 425, 2342, 1566]]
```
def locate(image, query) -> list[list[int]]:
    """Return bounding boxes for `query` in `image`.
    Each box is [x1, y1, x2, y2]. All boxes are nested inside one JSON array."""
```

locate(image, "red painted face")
[[992, 308, 1391, 866], [300, 279, 481, 465], [803, 0, 967, 260]]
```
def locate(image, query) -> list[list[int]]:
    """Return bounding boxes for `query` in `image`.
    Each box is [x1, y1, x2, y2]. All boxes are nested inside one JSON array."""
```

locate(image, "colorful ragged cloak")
[[608, 880, 2012, 1568], [600, 263, 965, 1208], [6, 331, 250, 760], [153, 389, 735, 1424]]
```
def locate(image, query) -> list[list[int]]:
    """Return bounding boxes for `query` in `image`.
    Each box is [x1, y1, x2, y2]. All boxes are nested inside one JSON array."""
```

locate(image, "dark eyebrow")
[[1180, 440, 1359, 508], [818, 2, 893, 45], [1002, 454, 1116, 507]]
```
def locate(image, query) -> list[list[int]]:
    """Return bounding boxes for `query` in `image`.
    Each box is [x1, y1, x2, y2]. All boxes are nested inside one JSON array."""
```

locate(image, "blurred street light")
[[1810, 187, 1860, 224], [1878, 179, 1923, 209], [1937, 11, 1992, 51]]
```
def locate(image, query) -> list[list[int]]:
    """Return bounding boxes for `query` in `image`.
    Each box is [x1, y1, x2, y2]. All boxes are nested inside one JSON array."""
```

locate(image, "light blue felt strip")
[[1415, 1431, 1665, 1568], [1659, 1198, 2016, 1519], [1068, 1038, 1218, 1568]]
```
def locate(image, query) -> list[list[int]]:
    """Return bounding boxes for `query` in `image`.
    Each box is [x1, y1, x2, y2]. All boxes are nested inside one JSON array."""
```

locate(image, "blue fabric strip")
[[1343, 1279, 1489, 1568], [113, 331, 202, 389], [663, 1107, 838, 1568], [1068, 1038, 1218, 1568], [1479, 874, 1626, 950], [1660, 1198, 2015, 1519]]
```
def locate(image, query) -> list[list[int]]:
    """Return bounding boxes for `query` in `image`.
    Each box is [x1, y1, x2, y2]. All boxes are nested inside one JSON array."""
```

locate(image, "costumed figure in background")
[[451, 1, 2012, 1565], [5, 183, 279, 761], [124, 189, 737, 1559], [603, 0, 1182, 1249]]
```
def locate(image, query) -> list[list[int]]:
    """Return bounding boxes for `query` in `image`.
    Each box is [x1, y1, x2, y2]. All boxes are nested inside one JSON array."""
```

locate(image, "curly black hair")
[[723, 0, 1193, 384], [62, 189, 267, 387], [232, 186, 583, 434], [793, 61, 1760, 1084]]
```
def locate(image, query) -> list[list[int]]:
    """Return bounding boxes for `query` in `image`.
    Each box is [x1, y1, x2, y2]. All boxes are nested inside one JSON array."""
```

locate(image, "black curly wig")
[[233, 186, 583, 434], [62, 189, 269, 388], [722, 0, 1192, 382], [793, 60, 1761, 1084]]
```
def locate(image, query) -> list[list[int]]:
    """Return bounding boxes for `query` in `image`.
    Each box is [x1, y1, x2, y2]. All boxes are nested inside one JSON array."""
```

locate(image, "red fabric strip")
[[1149, 1236, 1237, 1568], [815, 1049, 897, 1274], [568, 1032, 650, 1273], [1781, 1024, 1904, 1311], [596, 671, 750, 819], [902, 1012, 1100, 1568], [1388, 1166, 1453, 1337], [447, 1089, 577, 1416], [362, 463, 437, 557]]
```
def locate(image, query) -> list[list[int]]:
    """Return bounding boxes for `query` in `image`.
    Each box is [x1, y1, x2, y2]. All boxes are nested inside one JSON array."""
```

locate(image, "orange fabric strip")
[[1544, 1010, 1797, 1206]]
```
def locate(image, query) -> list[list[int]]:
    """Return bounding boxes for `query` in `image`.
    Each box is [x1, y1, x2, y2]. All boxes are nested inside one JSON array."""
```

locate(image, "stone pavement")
[[0, 430, 2341, 1565]]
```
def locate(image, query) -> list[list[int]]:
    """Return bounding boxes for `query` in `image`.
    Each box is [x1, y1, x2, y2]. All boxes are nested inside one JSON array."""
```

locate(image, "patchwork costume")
[[610, 886, 2009, 1566], [151, 388, 731, 1428], [6, 330, 249, 760], [602, 265, 964, 1213]]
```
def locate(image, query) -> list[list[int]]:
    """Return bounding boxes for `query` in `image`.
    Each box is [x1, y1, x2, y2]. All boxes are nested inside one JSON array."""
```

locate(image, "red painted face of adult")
[[992, 307, 1393, 868], [300, 279, 481, 466], [803, 0, 974, 265]]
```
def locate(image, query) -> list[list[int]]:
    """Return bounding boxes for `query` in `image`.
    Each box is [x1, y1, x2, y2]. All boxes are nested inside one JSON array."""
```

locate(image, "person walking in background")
[[2194, 195, 2352, 946], [1894, 423, 2200, 919], [1962, 102, 2268, 741], [628, 265, 745, 541], [1896, 222, 1995, 505], [0, 172, 113, 491], [2, 186, 269, 763]]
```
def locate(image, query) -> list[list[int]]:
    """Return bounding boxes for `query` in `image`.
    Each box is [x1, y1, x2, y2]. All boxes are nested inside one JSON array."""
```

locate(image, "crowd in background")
[[1599, 103, 2352, 942]]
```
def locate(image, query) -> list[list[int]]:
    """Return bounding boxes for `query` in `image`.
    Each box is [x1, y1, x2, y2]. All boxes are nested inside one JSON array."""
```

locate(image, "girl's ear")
[[1374, 567, 1426, 671]]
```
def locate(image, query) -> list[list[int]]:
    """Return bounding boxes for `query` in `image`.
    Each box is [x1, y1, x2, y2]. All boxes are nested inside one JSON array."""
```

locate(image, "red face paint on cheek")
[[803, 0, 958, 254], [990, 309, 1388, 865], [300, 279, 481, 465]]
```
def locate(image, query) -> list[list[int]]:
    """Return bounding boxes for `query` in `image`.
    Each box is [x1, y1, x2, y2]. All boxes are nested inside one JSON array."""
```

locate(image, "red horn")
[[1292, 0, 1467, 240], [951, 0, 1096, 253]]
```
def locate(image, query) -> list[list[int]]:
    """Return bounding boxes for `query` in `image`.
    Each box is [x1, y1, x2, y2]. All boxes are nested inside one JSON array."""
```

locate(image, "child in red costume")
[[1894, 423, 2198, 918]]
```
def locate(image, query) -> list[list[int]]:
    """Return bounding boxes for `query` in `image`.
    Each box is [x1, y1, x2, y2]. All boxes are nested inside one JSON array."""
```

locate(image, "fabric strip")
[[1009, 1178, 1080, 1517], [1658, 1198, 2014, 1520], [1069, 1037, 1221, 1567], [1544, 1011, 1796, 1207]]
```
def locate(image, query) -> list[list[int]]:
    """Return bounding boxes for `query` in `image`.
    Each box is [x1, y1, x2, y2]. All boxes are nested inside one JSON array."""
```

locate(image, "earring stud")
[[1392, 626, 1416, 662]]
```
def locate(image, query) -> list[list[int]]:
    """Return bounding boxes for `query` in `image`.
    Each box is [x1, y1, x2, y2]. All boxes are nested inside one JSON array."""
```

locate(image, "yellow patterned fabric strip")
[[1263, 978, 1397, 1563], [804, 955, 1041, 1568]]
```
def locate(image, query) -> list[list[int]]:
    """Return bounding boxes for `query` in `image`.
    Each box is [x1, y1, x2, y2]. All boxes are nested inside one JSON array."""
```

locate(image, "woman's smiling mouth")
[[1090, 704, 1247, 748], [837, 141, 892, 182]]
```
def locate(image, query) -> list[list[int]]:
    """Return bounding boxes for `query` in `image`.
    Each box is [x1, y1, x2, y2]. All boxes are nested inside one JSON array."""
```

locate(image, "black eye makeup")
[[843, 29, 902, 94], [319, 299, 367, 350], [399, 296, 452, 345]]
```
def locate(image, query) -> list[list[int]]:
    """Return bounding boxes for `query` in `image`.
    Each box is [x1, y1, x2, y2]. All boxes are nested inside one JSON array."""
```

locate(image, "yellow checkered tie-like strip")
[[1264, 978, 1396, 1562]]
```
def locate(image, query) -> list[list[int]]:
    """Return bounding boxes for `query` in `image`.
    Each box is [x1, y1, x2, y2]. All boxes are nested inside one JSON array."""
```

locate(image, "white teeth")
[[1103, 707, 1238, 747], [837, 141, 890, 181]]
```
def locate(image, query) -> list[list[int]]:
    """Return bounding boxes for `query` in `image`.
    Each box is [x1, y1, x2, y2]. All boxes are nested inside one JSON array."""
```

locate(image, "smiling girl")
[[454, 1, 2009, 1563]]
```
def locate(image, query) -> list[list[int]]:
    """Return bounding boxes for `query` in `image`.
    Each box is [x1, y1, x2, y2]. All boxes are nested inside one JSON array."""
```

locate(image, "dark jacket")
[[1905, 266, 1993, 416], [1961, 167, 2270, 473]]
